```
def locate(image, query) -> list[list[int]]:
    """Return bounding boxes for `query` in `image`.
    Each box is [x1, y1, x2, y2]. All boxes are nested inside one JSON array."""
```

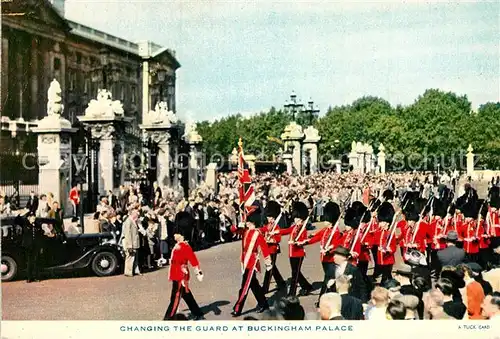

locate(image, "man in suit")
[[335, 274, 364, 320], [329, 246, 368, 302], [437, 231, 465, 268], [107, 190, 118, 210], [122, 209, 141, 277], [25, 191, 39, 215], [21, 213, 44, 283]]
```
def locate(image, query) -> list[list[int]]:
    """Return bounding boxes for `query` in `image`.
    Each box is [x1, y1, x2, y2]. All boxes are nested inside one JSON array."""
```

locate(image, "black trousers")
[[262, 253, 285, 293], [25, 247, 41, 281], [318, 262, 336, 302], [358, 261, 369, 277], [373, 264, 392, 284], [164, 281, 203, 320], [233, 269, 268, 314], [371, 246, 378, 265], [288, 257, 312, 297]]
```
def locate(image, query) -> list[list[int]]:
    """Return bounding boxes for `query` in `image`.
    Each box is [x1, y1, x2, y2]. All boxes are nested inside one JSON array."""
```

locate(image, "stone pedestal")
[[303, 126, 321, 175], [245, 154, 256, 175], [205, 163, 218, 190], [466, 144, 475, 176], [331, 159, 341, 173], [33, 80, 76, 217], [281, 122, 304, 175], [364, 145, 374, 173], [377, 143, 386, 174]]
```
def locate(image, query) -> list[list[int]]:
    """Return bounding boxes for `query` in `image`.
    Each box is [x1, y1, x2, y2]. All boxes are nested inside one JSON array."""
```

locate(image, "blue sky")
[[64, 0, 499, 122]]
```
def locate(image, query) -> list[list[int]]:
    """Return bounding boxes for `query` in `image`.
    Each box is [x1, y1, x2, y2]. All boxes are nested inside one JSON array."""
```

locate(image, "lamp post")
[[99, 48, 111, 89], [303, 98, 320, 126], [157, 69, 166, 106], [283, 91, 304, 121]]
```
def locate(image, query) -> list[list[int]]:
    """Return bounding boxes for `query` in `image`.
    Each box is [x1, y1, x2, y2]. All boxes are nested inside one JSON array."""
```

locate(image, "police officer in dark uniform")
[[21, 212, 44, 283]]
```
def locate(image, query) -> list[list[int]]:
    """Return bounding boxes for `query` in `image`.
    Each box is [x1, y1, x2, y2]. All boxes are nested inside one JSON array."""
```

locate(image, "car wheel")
[[91, 251, 118, 277], [1, 255, 18, 282]]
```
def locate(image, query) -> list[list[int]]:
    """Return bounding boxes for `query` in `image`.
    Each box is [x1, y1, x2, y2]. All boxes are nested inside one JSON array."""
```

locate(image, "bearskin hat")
[[377, 201, 395, 223], [344, 203, 366, 229], [459, 195, 477, 218], [265, 201, 281, 219], [321, 201, 341, 224], [174, 211, 195, 238], [489, 186, 500, 209], [291, 201, 309, 220], [432, 198, 447, 218], [401, 191, 419, 209], [246, 206, 263, 228], [447, 202, 456, 216], [382, 189, 394, 202], [403, 200, 420, 222]]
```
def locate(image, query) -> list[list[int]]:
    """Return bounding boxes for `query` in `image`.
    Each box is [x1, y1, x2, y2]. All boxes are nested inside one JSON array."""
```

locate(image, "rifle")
[[265, 200, 292, 242], [289, 201, 318, 245]]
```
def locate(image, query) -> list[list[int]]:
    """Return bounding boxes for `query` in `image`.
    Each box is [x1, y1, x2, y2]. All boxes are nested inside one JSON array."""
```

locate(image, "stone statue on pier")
[[84, 89, 124, 118], [47, 79, 63, 116], [144, 101, 177, 126]]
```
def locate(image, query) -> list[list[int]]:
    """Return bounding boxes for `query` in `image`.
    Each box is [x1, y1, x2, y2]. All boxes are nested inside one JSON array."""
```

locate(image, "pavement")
[[1, 224, 403, 321]]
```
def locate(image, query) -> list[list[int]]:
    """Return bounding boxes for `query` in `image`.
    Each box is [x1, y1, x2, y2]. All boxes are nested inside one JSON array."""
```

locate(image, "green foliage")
[[197, 90, 500, 170]]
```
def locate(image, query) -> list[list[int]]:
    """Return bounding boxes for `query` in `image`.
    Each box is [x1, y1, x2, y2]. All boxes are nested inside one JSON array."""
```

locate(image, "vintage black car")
[[1, 216, 124, 282]]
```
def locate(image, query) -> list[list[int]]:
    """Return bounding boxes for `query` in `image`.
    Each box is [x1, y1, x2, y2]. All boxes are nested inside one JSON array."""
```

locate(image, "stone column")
[[32, 79, 76, 217], [205, 163, 218, 191], [466, 144, 475, 176], [348, 141, 358, 172], [281, 122, 305, 176], [378, 143, 386, 174], [365, 144, 373, 173], [185, 123, 203, 193], [140, 101, 179, 188], [303, 126, 321, 175], [283, 153, 293, 175]]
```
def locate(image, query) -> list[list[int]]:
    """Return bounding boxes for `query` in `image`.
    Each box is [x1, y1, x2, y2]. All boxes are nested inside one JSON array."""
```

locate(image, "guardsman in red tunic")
[[279, 201, 313, 297], [488, 187, 500, 244], [230, 207, 272, 317], [302, 201, 341, 305], [359, 212, 376, 277], [459, 197, 480, 262], [428, 199, 447, 275], [341, 201, 365, 266], [163, 212, 204, 320], [373, 202, 398, 284], [477, 201, 491, 268], [259, 201, 286, 293]]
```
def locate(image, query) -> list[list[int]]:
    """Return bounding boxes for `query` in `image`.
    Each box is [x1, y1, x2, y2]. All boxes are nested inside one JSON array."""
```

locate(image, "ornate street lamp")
[[283, 90, 304, 121], [99, 48, 111, 89], [157, 69, 166, 103], [303, 98, 320, 126]]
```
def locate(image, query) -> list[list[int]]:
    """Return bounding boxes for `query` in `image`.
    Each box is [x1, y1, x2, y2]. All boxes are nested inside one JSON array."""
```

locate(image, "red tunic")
[[169, 241, 200, 290], [461, 219, 480, 254], [428, 217, 446, 250], [358, 222, 372, 263], [260, 222, 281, 254], [235, 227, 271, 272], [307, 225, 341, 262], [442, 215, 455, 236], [364, 217, 379, 246], [340, 228, 362, 265], [487, 210, 500, 237], [280, 223, 307, 258], [396, 220, 407, 248], [454, 213, 465, 241], [478, 219, 490, 249], [375, 228, 397, 265]]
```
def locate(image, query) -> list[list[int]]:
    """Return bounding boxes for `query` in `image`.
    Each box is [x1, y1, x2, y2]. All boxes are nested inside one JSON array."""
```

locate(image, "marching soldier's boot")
[[263, 253, 285, 293], [288, 257, 312, 297], [232, 269, 269, 317]]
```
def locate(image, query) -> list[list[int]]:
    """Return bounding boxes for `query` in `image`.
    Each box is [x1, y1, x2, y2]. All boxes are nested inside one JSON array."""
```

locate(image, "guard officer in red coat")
[[230, 207, 272, 317], [163, 212, 205, 320], [373, 201, 398, 284], [260, 200, 287, 293], [279, 201, 313, 297], [303, 201, 341, 305]]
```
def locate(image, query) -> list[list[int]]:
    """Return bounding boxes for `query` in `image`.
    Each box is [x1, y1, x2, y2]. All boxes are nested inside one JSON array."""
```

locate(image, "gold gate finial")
[[238, 137, 243, 148]]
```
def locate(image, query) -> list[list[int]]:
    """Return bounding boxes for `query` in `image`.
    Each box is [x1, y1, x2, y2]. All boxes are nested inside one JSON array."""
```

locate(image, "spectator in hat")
[[466, 262, 493, 296], [481, 292, 500, 320], [456, 263, 485, 319], [276, 296, 305, 320], [437, 231, 465, 268], [329, 246, 368, 302], [394, 264, 419, 297], [382, 279, 402, 301]]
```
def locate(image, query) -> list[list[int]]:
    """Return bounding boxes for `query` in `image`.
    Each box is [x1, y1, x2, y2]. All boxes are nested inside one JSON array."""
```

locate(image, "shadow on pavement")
[[182, 300, 231, 317]]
